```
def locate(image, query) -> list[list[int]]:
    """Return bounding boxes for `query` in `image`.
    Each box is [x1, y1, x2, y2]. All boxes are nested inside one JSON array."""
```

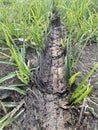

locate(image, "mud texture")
[[34, 15, 68, 129]]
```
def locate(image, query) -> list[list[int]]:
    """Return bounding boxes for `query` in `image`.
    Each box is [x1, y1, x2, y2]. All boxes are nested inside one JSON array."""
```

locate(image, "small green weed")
[[0, 100, 25, 130], [69, 63, 98, 105], [1, 28, 31, 85], [0, 71, 26, 95]]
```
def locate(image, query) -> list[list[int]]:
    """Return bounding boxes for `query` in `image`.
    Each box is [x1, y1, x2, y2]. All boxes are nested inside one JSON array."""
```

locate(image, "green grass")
[[56, 0, 98, 43], [0, 100, 25, 130], [0, 0, 53, 129], [69, 63, 98, 105], [1, 28, 31, 85], [55, 0, 98, 76], [0, 0, 53, 49], [0, 0, 98, 129]]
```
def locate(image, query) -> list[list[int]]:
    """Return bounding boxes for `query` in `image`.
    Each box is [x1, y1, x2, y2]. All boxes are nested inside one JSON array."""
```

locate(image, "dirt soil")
[[1, 33, 98, 130]]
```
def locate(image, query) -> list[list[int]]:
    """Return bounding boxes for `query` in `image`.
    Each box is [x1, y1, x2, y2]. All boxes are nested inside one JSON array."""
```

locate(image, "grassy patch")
[[0, 0, 98, 129], [56, 0, 98, 43]]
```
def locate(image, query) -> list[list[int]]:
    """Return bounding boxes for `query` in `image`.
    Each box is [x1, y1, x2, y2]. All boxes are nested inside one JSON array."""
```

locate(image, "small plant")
[[1, 28, 31, 85], [0, 72, 26, 129], [0, 72, 26, 95], [69, 63, 98, 105], [27, 0, 52, 50], [0, 100, 25, 130]]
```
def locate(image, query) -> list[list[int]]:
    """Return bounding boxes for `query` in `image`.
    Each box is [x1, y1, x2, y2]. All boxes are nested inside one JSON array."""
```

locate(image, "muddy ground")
[[0, 42, 98, 129]]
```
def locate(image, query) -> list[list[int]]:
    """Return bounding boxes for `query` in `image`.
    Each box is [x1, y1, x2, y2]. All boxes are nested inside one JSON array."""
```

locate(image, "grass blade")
[[73, 63, 98, 94], [73, 86, 92, 105], [0, 102, 18, 108], [70, 84, 90, 102], [0, 61, 16, 66], [69, 71, 81, 87], [0, 84, 26, 95], [0, 72, 16, 84]]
